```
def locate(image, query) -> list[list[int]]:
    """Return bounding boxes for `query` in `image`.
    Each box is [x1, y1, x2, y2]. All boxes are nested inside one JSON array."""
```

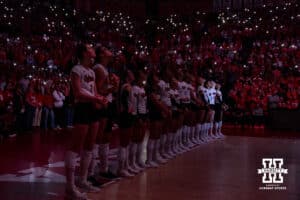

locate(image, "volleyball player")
[[189, 75, 205, 145], [158, 69, 174, 159], [169, 77, 184, 155], [65, 43, 106, 200], [197, 77, 209, 142], [177, 73, 190, 152], [206, 81, 217, 140], [145, 72, 171, 167], [117, 70, 136, 177], [89, 46, 120, 184], [215, 83, 225, 138], [181, 74, 195, 149], [129, 70, 148, 172]]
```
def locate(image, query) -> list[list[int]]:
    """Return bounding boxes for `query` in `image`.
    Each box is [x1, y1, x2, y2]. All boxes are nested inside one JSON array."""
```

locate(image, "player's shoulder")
[[132, 85, 140, 91], [71, 64, 85, 76], [71, 64, 83, 71], [122, 83, 131, 91]]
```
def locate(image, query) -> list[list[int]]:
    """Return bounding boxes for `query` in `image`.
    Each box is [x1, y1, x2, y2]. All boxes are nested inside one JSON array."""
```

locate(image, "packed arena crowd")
[[0, 1, 298, 134]]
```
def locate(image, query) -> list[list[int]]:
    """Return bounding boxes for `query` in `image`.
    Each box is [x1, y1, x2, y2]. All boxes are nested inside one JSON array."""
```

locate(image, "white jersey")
[[207, 88, 217, 105], [190, 85, 197, 104], [169, 89, 180, 110], [158, 80, 172, 107], [178, 81, 186, 99], [121, 83, 134, 113], [93, 63, 113, 103], [184, 83, 192, 104], [132, 85, 147, 115], [216, 89, 223, 104], [178, 81, 190, 104], [71, 65, 96, 102], [131, 85, 139, 115], [198, 85, 209, 104]]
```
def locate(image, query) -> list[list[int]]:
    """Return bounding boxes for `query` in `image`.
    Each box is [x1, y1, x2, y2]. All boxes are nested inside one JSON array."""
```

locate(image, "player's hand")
[[95, 95, 108, 107], [111, 74, 120, 87], [162, 108, 172, 118], [128, 106, 135, 114]]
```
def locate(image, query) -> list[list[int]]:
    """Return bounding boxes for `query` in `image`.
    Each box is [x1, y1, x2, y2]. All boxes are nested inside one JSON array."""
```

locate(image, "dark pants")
[[252, 115, 265, 126], [54, 107, 64, 128], [42, 107, 55, 130], [65, 106, 74, 127], [25, 104, 36, 131], [15, 113, 25, 133]]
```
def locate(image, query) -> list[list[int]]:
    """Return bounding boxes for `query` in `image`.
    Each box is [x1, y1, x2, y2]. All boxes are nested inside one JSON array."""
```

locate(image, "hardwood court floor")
[[0, 128, 299, 200], [88, 136, 300, 200]]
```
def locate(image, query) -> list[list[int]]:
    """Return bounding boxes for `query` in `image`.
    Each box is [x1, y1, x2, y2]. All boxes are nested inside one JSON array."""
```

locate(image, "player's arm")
[[94, 67, 107, 95], [191, 90, 203, 106], [108, 74, 120, 93], [150, 93, 171, 117]]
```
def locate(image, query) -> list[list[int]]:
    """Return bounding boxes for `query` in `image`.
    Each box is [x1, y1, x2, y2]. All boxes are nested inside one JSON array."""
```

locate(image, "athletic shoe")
[[161, 151, 172, 160], [136, 162, 146, 170], [76, 180, 100, 193], [87, 176, 116, 187], [132, 162, 144, 173], [118, 169, 135, 178], [218, 132, 225, 138], [211, 134, 219, 140], [98, 171, 121, 180], [127, 165, 139, 174], [155, 152, 168, 164], [65, 187, 88, 200], [145, 160, 159, 168], [168, 149, 176, 157]]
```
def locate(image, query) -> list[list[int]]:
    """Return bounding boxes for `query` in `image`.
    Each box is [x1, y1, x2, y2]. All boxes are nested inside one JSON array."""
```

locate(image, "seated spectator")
[[32, 85, 43, 128], [24, 83, 38, 131], [252, 103, 265, 128], [63, 83, 74, 128], [42, 86, 55, 130], [268, 92, 280, 110], [13, 84, 25, 134]]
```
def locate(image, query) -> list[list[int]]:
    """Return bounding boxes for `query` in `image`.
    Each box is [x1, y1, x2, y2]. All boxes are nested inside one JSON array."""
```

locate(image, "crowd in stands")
[[0, 0, 299, 136]]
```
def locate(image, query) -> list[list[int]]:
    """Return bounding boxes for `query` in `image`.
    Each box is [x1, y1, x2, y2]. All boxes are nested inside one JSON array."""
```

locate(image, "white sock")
[[206, 123, 210, 137], [160, 134, 167, 154], [88, 144, 99, 176], [130, 143, 138, 166], [209, 123, 213, 135], [167, 132, 173, 153], [99, 143, 109, 173], [176, 129, 180, 148], [189, 126, 193, 141], [118, 147, 127, 171], [204, 123, 208, 135], [183, 126, 188, 144], [65, 151, 78, 190], [198, 124, 203, 139], [146, 139, 154, 163], [200, 124, 204, 135], [215, 123, 219, 135], [219, 121, 223, 134], [80, 150, 92, 182], [137, 142, 144, 165]]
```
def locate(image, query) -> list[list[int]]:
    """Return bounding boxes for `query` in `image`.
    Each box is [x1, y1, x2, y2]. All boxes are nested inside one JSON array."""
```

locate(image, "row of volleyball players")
[[64, 43, 225, 200], [116, 68, 225, 177]]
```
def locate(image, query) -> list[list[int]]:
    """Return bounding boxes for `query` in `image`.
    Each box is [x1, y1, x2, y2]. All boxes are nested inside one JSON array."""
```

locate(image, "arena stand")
[[0, 0, 299, 138]]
